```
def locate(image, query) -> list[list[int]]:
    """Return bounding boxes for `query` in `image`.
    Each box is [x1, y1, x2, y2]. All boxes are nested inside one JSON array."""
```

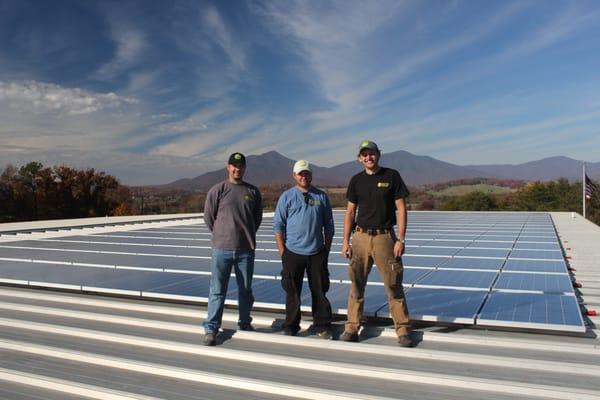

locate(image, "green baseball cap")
[[358, 140, 379, 153]]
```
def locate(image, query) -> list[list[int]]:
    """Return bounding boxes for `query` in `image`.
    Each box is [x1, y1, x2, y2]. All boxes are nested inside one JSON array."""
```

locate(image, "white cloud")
[[0, 80, 145, 157], [0, 80, 137, 115]]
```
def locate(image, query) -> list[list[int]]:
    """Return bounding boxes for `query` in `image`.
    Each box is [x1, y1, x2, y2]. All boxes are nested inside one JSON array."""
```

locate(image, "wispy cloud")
[[157, 100, 235, 134], [169, 3, 249, 101], [93, 13, 147, 81], [202, 6, 246, 72], [151, 113, 265, 158], [251, 1, 527, 150], [494, 4, 600, 62]]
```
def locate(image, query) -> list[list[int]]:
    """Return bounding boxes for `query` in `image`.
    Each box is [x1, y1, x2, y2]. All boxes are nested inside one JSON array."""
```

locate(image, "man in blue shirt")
[[274, 160, 335, 338]]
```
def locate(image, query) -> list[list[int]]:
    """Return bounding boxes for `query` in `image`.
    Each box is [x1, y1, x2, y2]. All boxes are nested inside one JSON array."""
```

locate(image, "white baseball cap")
[[293, 159, 311, 174]]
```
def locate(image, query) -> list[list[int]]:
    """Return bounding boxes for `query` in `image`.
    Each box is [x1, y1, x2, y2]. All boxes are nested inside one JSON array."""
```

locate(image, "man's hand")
[[393, 241, 405, 258], [342, 242, 352, 259]]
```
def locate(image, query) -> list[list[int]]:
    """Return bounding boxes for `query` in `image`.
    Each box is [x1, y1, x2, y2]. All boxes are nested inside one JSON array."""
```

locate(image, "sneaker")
[[397, 335, 414, 347], [203, 332, 217, 346], [316, 329, 333, 340], [340, 331, 359, 342], [239, 323, 255, 331], [282, 327, 300, 336]]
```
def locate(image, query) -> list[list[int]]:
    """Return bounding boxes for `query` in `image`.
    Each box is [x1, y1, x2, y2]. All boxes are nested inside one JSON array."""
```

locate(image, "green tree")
[[441, 191, 498, 211]]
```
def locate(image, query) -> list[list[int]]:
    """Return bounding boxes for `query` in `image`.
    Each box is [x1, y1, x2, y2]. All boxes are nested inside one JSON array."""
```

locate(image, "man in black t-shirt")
[[341, 140, 413, 347]]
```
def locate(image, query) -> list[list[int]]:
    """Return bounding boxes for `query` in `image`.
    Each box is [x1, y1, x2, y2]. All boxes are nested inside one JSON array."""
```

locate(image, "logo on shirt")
[[377, 182, 390, 188]]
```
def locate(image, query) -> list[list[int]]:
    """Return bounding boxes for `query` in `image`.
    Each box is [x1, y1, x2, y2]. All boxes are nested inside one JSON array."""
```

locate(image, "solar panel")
[[0, 260, 115, 288], [513, 242, 561, 250], [414, 270, 497, 290], [423, 240, 473, 247], [312, 282, 388, 316], [467, 241, 512, 249], [401, 255, 449, 268], [438, 257, 505, 270], [454, 248, 510, 258], [86, 269, 195, 292], [142, 275, 212, 300], [509, 250, 563, 260], [0, 211, 585, 333], [403, 268, 435, 285], [515, 236, 556, 243], [404, 246, 461, 256], [402, 288, 488, 324], [503, 259, 567, 273], [477, 292, 585, 332], [493, 272, 573, 294]]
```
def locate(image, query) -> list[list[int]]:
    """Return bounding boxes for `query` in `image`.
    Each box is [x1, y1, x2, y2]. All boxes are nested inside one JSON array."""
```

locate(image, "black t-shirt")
[[346, 167, 410, 229]]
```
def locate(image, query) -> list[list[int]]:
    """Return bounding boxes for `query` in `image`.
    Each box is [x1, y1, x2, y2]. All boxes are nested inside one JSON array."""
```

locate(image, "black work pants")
[[280, 248, 332, 331]]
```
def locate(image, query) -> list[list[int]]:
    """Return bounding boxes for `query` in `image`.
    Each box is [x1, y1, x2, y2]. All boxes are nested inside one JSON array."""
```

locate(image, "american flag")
[[585, 174, 597, 200]]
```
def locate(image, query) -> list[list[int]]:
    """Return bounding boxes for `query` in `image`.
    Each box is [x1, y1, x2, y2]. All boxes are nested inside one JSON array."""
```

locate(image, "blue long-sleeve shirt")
[[274, 186, 335, 255]]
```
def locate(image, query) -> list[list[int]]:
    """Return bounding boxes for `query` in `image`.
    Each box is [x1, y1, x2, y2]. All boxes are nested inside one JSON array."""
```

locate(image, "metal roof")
[[0, 211, 599, 399]]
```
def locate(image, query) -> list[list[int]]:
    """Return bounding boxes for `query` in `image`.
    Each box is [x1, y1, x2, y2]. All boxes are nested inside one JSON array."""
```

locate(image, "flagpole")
[[583, 161, 586, 219]]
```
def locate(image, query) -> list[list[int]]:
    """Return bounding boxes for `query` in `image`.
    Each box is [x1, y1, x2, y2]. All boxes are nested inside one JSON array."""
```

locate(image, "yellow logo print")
[[377, 182, 390, 188], [234, 153, 242, 160], [361, 140, 369, 147]]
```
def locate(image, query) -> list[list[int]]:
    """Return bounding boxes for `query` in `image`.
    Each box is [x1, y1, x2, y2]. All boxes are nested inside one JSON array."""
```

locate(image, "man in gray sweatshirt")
[[202, 152, 263, 346]]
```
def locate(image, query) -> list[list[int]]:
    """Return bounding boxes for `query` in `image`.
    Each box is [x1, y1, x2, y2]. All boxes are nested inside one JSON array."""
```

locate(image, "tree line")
[[431, 178, 600, 225], [2, 162, 599, 227], [0, 162, 132, 222]]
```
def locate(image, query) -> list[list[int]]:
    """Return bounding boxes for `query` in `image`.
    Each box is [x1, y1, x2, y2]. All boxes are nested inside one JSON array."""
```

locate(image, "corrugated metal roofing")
[[0, 211, 598, 399]]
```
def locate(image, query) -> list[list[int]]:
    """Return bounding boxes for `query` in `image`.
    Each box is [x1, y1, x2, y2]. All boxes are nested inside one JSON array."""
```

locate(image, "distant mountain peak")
[[161, 150, 600, 191]]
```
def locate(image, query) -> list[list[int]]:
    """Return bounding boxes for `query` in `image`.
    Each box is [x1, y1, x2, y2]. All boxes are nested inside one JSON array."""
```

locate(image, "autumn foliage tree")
[[0, 162, 132, 222]]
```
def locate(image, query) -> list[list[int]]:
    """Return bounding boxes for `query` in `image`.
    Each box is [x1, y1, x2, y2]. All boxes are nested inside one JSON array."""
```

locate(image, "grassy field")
[[429, 184, 516, 197]]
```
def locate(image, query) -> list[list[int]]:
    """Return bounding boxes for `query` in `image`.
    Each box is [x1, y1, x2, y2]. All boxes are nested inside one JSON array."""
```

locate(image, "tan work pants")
[[345, 230, 410, 336]]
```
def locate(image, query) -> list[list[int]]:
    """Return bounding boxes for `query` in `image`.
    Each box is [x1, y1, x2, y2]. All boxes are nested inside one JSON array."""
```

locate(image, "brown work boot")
[[340, 331, 359, 342], [397, 334, 414, 347]]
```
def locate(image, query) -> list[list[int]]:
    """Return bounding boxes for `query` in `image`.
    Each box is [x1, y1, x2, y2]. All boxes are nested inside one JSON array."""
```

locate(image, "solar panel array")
[[0, 211, 585, 332]]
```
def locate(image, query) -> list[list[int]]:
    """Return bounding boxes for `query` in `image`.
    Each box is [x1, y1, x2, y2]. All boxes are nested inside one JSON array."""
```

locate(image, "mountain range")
[[164, 151, 600, 191]]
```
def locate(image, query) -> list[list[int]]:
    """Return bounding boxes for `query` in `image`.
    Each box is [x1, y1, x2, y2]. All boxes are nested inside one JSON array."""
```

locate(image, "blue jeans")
[[203, 249, 255, 334]]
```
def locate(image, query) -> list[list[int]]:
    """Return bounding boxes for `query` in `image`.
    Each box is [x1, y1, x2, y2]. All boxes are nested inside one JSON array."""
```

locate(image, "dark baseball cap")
[[358, 140, 379, 153], [228, 152, 246, 165]]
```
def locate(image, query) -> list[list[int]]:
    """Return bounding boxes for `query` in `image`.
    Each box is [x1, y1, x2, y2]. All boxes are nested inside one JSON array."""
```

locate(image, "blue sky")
[[1, 0, 600, 185]]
